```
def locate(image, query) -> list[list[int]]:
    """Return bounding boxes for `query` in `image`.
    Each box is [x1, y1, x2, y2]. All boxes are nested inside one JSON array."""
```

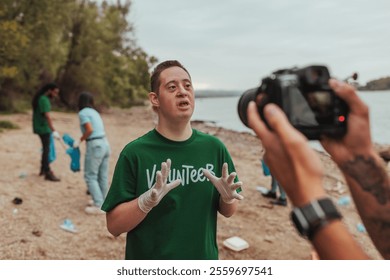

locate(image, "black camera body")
[[238, 65, 349, 140]]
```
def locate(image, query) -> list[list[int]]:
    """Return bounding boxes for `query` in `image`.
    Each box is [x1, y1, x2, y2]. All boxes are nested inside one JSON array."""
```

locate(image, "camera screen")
[[287, 88, 333, 127]]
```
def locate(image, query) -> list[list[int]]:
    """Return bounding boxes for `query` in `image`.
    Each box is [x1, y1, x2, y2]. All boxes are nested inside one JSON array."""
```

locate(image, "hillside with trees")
[[0, 0, 157, 112]]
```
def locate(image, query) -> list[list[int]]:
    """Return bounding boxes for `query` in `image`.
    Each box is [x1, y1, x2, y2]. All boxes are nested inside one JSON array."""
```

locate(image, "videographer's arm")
[[248, 102, 326, 205], [247, 101, 368, 259], [321, 79, 390, 259]]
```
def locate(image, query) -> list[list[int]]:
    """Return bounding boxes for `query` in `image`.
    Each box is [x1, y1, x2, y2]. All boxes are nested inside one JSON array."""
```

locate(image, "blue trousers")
[[84, 138, 110, 207], [270, 176, 287, 200]]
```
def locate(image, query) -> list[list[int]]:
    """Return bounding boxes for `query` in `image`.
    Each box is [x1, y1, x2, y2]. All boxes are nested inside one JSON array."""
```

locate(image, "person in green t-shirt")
[[32, 83, 61, 182], [102, 60, 243, 260]]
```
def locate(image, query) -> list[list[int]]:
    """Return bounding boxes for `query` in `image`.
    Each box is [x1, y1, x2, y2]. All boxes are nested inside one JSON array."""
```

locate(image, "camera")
[[237, 65, 349, 140]]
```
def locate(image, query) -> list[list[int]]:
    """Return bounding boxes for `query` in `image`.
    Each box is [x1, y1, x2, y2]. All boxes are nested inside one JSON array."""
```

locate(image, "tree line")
[[0, 0, 157, 112]]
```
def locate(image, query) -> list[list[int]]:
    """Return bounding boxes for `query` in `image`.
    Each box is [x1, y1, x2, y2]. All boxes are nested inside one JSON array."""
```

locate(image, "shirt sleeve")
[[38, 96, 51, 114], [101, 153, 137, 212], [78, 110, 91, 126]]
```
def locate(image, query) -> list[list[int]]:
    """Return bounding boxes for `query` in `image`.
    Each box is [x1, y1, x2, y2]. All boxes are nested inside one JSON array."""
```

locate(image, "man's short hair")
[[150, 60, 191, 93]]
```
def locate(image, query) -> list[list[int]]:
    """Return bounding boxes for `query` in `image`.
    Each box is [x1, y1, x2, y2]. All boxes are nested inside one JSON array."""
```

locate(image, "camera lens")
[[237, 88, 258, 128]]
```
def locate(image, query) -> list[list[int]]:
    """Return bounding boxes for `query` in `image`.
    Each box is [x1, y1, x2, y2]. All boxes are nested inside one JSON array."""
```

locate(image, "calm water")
[[192, 90, 390, 145]]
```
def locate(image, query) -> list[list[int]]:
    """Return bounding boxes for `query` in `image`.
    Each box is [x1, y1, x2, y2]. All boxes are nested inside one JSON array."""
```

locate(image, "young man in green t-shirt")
[[102, 60, 243, 259], [32, 83, 61, 181]]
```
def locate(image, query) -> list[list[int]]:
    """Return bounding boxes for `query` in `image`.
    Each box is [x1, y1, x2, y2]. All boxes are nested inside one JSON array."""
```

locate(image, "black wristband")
[[291, 198, 342, 240]]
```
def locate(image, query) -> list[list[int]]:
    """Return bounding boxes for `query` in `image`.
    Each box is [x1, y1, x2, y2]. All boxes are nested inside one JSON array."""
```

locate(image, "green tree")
[[0, 0, 73, 111], [0, 0, 155, 112], [57, 0, 156, 109]]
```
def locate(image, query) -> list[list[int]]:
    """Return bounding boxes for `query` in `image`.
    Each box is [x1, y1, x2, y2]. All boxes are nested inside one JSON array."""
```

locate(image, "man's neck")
[[156, 120, 193, 141]]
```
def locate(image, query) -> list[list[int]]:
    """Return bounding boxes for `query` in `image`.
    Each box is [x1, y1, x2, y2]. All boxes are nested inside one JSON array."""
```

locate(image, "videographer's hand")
[[321, 79, 374, 164], [247, 101, 326, 206], [321, 81, 390, 260]]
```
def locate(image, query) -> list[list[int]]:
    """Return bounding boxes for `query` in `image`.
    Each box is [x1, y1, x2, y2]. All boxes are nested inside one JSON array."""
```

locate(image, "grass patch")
[[0, 120, 20, 130]]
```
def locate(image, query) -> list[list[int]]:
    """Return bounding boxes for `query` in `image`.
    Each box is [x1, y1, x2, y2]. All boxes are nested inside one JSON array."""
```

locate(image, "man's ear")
[[149, 92, 159, 109]]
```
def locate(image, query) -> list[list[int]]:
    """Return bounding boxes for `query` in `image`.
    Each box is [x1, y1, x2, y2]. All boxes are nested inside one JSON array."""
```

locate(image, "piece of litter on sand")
[[256, 186, 269, 194], [335, 181, 346, 194], [12, 197, 23, 205], [60, 219, 78, 233], [260, 204, 274, 209], [223, 236, 249, 252], [356, 223, 366, 233], [337, 195, 351, 206], [264, 236, 275, 243]]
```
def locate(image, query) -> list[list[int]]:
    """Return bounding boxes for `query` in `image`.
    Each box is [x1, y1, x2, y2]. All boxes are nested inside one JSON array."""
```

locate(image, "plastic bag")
[[261, 159, 271, 176], [62, 133, 81, 172], [48, 133, 56, 163]]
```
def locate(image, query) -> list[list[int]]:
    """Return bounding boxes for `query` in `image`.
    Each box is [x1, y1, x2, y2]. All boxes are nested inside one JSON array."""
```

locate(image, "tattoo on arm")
[[341, 155, 390, 259], [371, 219, 390, 258], [340, 155, 390, 205]]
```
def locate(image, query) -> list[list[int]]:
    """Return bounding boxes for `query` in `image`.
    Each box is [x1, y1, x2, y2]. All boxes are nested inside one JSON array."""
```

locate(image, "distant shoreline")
[[195, 89, 241, 98], [196, 76, 390, 96]]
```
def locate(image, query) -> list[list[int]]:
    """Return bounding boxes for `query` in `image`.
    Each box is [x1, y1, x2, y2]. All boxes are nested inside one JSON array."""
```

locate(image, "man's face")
[[154, 66, 195, 122], [49, 88, 59, 98]]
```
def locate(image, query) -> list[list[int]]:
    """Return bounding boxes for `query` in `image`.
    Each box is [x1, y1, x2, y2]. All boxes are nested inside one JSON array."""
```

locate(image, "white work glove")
[[138, 159, 181, 213], [73, 139, 80, 149], [52, 131, 60, 140], [203, 163, 244, 204]]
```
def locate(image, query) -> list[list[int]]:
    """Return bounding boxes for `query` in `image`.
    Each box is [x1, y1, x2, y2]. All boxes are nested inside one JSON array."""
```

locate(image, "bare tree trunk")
[[56, 1, 86, 109]]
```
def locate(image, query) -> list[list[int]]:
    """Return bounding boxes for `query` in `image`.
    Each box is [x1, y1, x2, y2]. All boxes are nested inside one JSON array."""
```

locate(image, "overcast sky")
[[130, 0, 390, 91]]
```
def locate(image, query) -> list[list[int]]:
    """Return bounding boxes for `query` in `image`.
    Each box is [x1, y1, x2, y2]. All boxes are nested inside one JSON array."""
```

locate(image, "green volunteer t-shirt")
[[102, 129, 239, 260], [32, 95, 51, 135]]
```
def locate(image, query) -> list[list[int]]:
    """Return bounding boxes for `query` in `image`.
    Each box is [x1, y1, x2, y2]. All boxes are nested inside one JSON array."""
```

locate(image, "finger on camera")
[[263, 104, 306, 145], [329, 79, 368, 115], [263, 104, 316, 166], [247, 101, 269, 138]]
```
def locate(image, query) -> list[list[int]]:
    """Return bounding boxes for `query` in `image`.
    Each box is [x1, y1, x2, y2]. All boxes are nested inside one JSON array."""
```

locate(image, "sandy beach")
[[0, 105, 385, 260]]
